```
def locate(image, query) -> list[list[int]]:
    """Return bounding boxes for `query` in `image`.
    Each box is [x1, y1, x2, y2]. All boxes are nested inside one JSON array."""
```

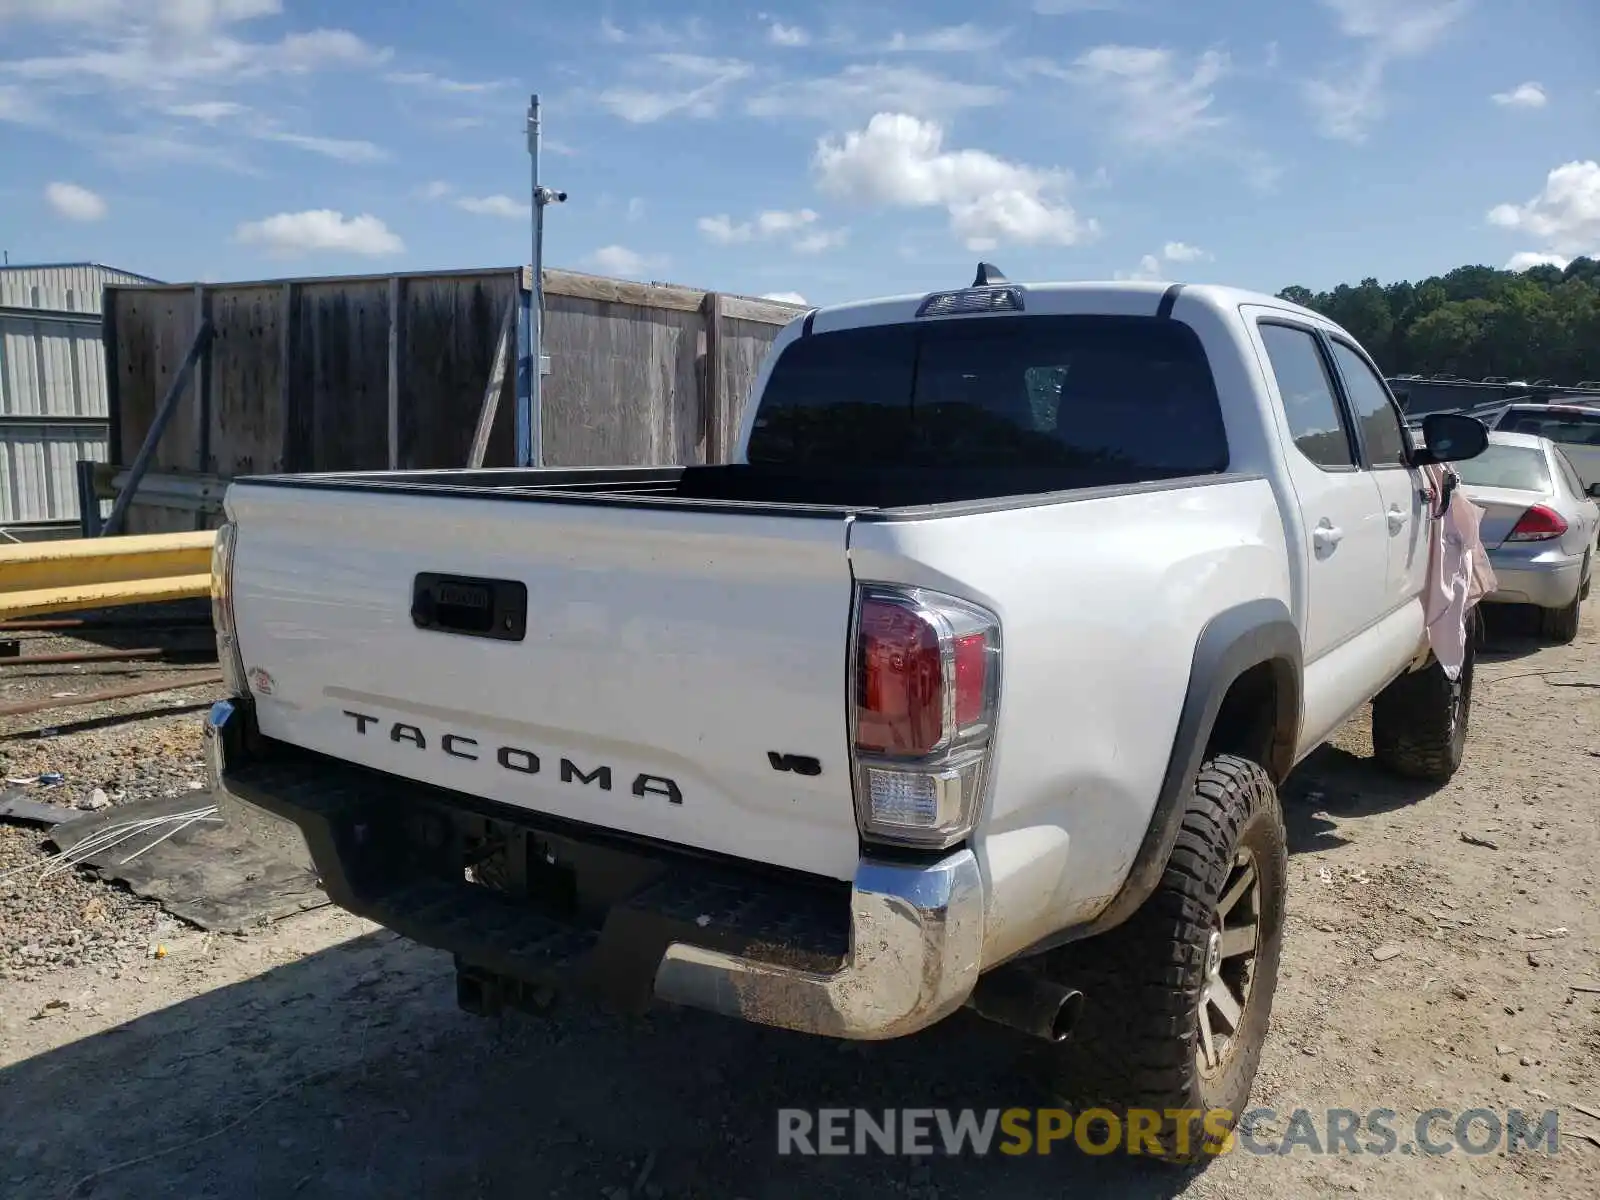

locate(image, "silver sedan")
[[1453, 430, 1600, 643]]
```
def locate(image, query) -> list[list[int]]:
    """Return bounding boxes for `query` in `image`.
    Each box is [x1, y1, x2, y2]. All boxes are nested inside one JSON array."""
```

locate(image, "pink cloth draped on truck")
[[1421, 462, 1498, 681]]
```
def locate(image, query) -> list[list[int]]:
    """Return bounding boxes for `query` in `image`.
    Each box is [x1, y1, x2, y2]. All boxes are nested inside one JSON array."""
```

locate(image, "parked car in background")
[[1493, 403, 1600, 492], [1453, 431, 1600, 643]]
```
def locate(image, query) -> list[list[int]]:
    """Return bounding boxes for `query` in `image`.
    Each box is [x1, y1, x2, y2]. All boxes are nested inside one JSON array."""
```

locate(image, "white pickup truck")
[[206, 270, 1490, 1161]]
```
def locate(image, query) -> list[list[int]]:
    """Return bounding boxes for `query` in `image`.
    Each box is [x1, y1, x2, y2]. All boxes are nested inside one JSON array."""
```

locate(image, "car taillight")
[[211, 520, 248, 695], [1506, 505, 1568, 542], [851, 585, 1000, 849]]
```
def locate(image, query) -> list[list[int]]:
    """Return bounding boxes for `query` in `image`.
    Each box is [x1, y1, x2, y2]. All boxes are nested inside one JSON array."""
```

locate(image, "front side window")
[[1258, 324, 1354, 469], [1328, 341, 1409, 467]]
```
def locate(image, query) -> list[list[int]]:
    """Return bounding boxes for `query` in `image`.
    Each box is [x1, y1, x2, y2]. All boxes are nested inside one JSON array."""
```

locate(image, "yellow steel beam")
[[0, 574, 214, 620], [0, 531, 215, 593]]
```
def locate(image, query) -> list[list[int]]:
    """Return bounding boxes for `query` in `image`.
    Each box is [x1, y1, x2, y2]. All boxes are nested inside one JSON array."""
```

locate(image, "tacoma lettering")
[[338, 712, 678, 802]]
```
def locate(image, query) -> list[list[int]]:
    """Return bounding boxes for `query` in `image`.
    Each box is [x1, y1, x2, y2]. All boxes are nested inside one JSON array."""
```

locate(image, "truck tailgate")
[[226, 484, 860, 881]]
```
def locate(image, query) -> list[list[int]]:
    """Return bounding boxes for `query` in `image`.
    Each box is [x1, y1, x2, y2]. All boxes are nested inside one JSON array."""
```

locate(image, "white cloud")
[[626, 197, 645, 221], [588, 245, 664, 279], [765, 20, 809, 47], [1061, 45, 1230, 151], [1487, 161, 1600, 260], [598, 53, 753, 122], [259, 130, 386, 162], [884, 24, 1008, 54], [164, 99, 245, 122], [1305, 0, 1466, 142], [698, 215, 752, 244], [747, 64, 1005, 122], [596, 17, 706, 47], [0, 83, 45, 123], [235, 209, 404, 257], [385, 71, 506, 94], [1033, 0, 1122, 11], [1118, 254, 1164, 281], [814, 112, 1094, 251], [1491, 82, 1547, 109], [271, 29, 386, 72], [0, 0, 389, 172], [44, 180, 107, 221], [456, 194, 531, 219], [794, 228, 849, 254], [1120, 241, 1213, 280], [1506, 252, 1568, 272], [697, 208, 847, 253], [415, 180, 453, 201], [761, 291, 809, 305]]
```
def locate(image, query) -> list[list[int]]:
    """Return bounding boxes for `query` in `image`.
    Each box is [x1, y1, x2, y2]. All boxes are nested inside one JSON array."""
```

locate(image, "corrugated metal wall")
[[0, 264, 155, 533]]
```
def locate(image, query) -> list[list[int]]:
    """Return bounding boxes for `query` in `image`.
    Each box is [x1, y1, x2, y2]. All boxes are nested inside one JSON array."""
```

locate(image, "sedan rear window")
[[1496, 410, 1600, 446], [1452, 444, 1551, 492], [746, 315, 1228, 480]]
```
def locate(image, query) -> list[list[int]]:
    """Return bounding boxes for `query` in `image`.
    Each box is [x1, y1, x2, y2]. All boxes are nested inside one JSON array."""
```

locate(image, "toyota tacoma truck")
[[205, 270, 1490, 1160]]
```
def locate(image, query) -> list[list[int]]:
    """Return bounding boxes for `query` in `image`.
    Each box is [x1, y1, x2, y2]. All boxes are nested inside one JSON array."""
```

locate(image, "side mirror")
[[1588, 482, 1600, 499], [1415, 412, 1489, 465]]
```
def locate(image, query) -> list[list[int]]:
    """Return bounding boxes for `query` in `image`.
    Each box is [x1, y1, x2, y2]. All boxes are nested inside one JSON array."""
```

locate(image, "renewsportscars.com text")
[[777, 1107, 1563, 1158]]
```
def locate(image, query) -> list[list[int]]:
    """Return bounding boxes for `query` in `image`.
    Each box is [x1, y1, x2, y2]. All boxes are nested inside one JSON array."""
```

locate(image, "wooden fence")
[[103, 266, 805, 533]]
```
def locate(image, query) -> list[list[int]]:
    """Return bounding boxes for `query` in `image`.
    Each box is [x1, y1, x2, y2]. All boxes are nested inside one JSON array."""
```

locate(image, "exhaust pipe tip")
[[966, 968, 1083, 1042]]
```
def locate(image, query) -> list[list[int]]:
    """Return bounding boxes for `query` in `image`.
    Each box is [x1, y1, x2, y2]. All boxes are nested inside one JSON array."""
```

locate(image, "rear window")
[[1496, 409, 1600, 446], [1452, 443, 1551, 492], [746, 315, 1228, 477]]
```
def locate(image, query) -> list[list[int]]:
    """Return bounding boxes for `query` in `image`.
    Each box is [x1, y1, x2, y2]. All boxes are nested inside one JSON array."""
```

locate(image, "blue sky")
[[1, 0, 1595, 306]]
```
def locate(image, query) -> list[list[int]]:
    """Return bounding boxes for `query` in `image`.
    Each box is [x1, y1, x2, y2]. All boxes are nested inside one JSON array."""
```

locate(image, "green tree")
[[1279, 257, 1599, 382]]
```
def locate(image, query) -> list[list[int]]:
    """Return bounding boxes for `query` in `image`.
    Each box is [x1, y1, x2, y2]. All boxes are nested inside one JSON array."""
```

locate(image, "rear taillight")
[[211, 520, 248, 695], [1506, 505, 1568, 542], [851, 585, 1000, 849]]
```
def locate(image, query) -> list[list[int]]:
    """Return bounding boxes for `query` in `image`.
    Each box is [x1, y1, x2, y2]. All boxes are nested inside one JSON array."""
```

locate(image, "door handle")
[[1387, 505, 1406, 534], [1313, 520, 1344, 553]]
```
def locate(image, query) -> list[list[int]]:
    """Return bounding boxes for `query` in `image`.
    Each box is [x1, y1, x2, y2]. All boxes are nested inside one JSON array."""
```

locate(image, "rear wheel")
[[1543, 555, 1588, 642], [1371, 624, 1475, 784], [1033, 755, 1287, 1163]]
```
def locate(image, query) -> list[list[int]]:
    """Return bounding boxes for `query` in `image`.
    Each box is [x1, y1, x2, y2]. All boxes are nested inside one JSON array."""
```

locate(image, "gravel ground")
[[0, 602, 1597, 1200], [1, 617, 224, 980]]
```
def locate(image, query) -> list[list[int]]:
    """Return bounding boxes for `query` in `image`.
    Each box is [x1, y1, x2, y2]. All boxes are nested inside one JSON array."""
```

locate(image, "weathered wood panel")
[[207, 285, 286, 478], [295, 279, 391, 471], [540, 292, 705, 467], [105, 266, 807, 530], [113, 289, 202, 534], [399, 274, 520, 469], [718, 316, 791, 463]]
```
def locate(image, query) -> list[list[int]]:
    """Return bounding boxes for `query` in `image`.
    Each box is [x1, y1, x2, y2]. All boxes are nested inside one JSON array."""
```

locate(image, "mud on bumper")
[[205, 699, 984, 1040]]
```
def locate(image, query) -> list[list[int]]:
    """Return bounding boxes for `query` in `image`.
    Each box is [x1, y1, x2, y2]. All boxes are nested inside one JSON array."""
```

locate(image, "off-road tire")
[[1371, 622, 1476, 784], [1033, 755, 1287, 1163]]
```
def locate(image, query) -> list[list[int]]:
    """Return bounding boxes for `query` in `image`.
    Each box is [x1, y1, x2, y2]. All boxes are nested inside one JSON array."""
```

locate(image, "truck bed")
[[237, 462, 1230, 517]]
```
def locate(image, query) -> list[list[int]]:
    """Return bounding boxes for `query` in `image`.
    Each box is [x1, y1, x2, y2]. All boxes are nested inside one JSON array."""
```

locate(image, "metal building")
[[1, 262, 162, 540]]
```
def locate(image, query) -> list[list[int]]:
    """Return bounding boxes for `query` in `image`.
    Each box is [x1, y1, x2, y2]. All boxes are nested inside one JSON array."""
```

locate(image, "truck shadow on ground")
[[1279, 740, 1440, 856], [1, 929, 1216, 1200]]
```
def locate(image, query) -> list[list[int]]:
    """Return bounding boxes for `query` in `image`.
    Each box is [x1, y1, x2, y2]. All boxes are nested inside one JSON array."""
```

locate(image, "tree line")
[[1278, 257, 1600, 384]]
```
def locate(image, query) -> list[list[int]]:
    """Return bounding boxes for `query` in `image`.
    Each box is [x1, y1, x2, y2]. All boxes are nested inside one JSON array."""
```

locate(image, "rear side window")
[[1497, 410, 1600, 446], [1452, 444, 1552, 492], [1258, 324, 1354, 469], [746, 315, 1228, 477], [1328, 341, 1409, 467], [1553, 450, 1585, 498]]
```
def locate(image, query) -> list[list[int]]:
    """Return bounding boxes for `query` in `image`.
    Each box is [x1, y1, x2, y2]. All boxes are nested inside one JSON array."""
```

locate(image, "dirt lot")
[[1, 603, 1598, 1200]]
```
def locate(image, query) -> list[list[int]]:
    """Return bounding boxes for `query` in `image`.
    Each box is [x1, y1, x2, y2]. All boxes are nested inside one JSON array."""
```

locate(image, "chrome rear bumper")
[[206, 698, 985, 1040]]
